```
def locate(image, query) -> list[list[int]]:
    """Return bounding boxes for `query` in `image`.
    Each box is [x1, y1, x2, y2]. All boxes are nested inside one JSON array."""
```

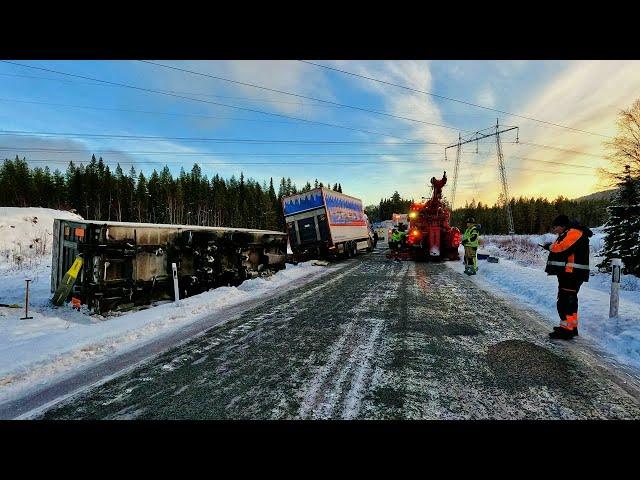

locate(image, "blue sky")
[[1, 60, 637, 207]]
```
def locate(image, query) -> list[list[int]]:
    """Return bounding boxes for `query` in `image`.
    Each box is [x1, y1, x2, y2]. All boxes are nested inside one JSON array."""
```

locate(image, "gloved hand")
[[541, 242, 552, 251]]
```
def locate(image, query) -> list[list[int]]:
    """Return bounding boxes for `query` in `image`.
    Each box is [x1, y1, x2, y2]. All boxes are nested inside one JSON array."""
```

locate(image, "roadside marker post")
[[172, 263, 181, 305], [20, 279, 33, 320], [609, 258, 621, 318]]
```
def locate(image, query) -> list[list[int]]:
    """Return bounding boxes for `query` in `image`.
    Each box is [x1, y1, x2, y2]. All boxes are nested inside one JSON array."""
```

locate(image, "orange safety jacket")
[[545, 226, 592, 282]]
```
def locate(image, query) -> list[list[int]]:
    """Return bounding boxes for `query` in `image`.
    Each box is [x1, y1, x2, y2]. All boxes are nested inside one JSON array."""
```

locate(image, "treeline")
[[365, 191, 414, 222], [365, 190, 609, 234], [0, 156, 343, 231], [451, 196, 610, 234]]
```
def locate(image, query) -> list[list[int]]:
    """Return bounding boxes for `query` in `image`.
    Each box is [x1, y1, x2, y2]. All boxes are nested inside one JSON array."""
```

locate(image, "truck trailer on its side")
[[51, 219, 287, 313], [283, 188, 373, 260]]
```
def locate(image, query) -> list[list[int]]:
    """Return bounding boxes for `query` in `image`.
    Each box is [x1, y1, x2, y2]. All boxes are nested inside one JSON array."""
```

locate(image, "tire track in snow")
[[297, 260, 405, 419]]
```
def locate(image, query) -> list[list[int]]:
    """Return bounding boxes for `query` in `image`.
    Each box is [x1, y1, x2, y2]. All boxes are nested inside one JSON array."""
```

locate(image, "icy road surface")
[[39, 248, 640, 419]]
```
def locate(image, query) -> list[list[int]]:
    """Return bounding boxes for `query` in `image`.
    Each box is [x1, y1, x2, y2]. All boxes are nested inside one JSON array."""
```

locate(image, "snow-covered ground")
[[0, 208, 334, 403], [0, 207, 83, 274], [448, 229, 640, 373]]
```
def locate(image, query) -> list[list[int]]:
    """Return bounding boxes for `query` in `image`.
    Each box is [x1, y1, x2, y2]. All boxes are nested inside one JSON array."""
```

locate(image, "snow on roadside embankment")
[[0, 260, 332, 402], [448, 231, 640, 372], [0, 207, 83, 274]]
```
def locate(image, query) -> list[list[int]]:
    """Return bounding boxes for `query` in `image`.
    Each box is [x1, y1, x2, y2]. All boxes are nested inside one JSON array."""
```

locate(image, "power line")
[[0, 98, 300, 124], [0, 61, 421, 142], [1, 64, 608, 158], [463, 161, 594, 177], [300, 60, 613, 139], [0, 129, 444, 145], [15, 157, 596, 176], [11, 158, 436, 166], [0, 74, 502, 119], [0, 71, 345, 108], [140, 60, 469, 133], [517, 141, 604, 158], [0, 145, 600, 169], [0, 145, 601, 170], [456, 135, 606, 159], [510, 155, 597, 170], [0, 147, 449, 156]]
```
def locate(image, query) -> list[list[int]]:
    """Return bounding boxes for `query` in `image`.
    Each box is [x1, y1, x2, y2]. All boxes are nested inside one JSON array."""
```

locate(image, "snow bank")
[[448, 239, 640, 373], [0, 259, 333, 402], [0, 207, 82, 273]]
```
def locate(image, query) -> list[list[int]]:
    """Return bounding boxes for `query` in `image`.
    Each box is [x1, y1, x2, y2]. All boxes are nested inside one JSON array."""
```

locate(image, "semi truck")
[[50, 219, 287, 313], [283, 187, 373, 260]]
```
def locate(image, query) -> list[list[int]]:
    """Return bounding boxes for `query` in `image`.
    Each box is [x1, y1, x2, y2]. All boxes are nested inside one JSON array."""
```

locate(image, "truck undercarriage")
[[51, 220, 287, 313]]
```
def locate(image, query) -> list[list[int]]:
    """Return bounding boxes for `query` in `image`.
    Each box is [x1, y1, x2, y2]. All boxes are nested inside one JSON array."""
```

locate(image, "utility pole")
[[450, 133, 462, 211], [445, 121, 519, 234], [495, 119, 515, 235]]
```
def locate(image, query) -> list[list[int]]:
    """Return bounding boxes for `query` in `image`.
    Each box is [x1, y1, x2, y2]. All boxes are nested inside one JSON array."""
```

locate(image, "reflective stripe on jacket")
[[461, 225, 479, 248], [545, 227, 591, 282]]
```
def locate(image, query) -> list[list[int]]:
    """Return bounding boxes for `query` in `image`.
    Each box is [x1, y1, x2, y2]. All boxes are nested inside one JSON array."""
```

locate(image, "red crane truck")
[[405, 172, 461, 261]]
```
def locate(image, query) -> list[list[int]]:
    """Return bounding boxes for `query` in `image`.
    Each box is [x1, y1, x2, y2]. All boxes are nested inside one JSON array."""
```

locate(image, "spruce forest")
[[0, 155, 342, 232]]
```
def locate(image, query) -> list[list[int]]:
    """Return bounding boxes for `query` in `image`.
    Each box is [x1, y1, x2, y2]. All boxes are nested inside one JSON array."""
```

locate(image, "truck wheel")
[[353, 242, 358, 256], [346, 242, 353, 258]]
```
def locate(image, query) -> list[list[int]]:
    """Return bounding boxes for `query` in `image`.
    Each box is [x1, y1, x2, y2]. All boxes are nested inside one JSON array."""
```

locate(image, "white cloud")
[[501, 60, 640, 200], [329, 60, 456, 203], [476, 86, 496, 108], [137, 60, 335, 118]]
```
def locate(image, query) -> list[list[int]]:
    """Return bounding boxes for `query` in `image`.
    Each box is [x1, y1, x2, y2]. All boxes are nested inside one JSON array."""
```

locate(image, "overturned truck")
[[51, 220, 287, 313]]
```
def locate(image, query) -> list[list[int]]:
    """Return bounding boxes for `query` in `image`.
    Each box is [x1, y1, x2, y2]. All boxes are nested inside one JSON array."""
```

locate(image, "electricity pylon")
[[445, 120, 519, 234]]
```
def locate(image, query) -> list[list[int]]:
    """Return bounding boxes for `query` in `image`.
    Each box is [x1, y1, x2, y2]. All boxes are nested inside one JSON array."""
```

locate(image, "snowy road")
[[37, 248, 640, 419]]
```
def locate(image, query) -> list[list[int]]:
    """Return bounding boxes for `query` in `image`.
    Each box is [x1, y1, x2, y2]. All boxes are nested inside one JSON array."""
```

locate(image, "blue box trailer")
[[282, 188, 373, 259]]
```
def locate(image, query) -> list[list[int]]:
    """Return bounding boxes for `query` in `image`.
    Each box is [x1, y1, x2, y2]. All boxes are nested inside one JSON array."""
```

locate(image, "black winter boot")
[[549, 328, 578, 340], [553, 326, 578, 336]]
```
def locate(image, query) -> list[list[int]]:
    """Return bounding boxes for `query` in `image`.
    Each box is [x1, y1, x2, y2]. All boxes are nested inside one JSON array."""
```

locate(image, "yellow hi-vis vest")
[[461, 225, 479, 248]]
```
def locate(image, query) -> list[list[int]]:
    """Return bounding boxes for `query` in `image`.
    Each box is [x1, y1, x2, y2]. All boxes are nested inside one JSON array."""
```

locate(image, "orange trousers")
[[557, 275, 583, 331]]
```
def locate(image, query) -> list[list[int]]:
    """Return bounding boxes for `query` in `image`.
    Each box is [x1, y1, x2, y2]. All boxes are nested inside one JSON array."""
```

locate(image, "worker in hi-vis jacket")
[[542, 214, 592, 340], [461, 217, 479, 275]]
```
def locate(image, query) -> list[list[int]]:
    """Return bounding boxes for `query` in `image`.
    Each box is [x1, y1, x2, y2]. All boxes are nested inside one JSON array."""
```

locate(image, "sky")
[[0, 59, 637, 208]]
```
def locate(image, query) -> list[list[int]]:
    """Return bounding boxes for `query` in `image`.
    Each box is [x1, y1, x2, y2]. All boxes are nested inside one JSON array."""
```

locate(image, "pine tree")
[[135, 172, 148, 222], [598, 165, 640, 276]]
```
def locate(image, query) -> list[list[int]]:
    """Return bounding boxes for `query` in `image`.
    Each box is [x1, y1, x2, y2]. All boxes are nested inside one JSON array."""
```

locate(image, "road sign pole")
[[609, 258, 622, 318], [172, 263, 180, 305], [20, 279, 33, 320]]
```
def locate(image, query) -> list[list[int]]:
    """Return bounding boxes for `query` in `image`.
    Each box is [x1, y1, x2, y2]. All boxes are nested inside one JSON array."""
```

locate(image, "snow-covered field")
[[0, 208, 333, 403], [449, 229, 640, 372]]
